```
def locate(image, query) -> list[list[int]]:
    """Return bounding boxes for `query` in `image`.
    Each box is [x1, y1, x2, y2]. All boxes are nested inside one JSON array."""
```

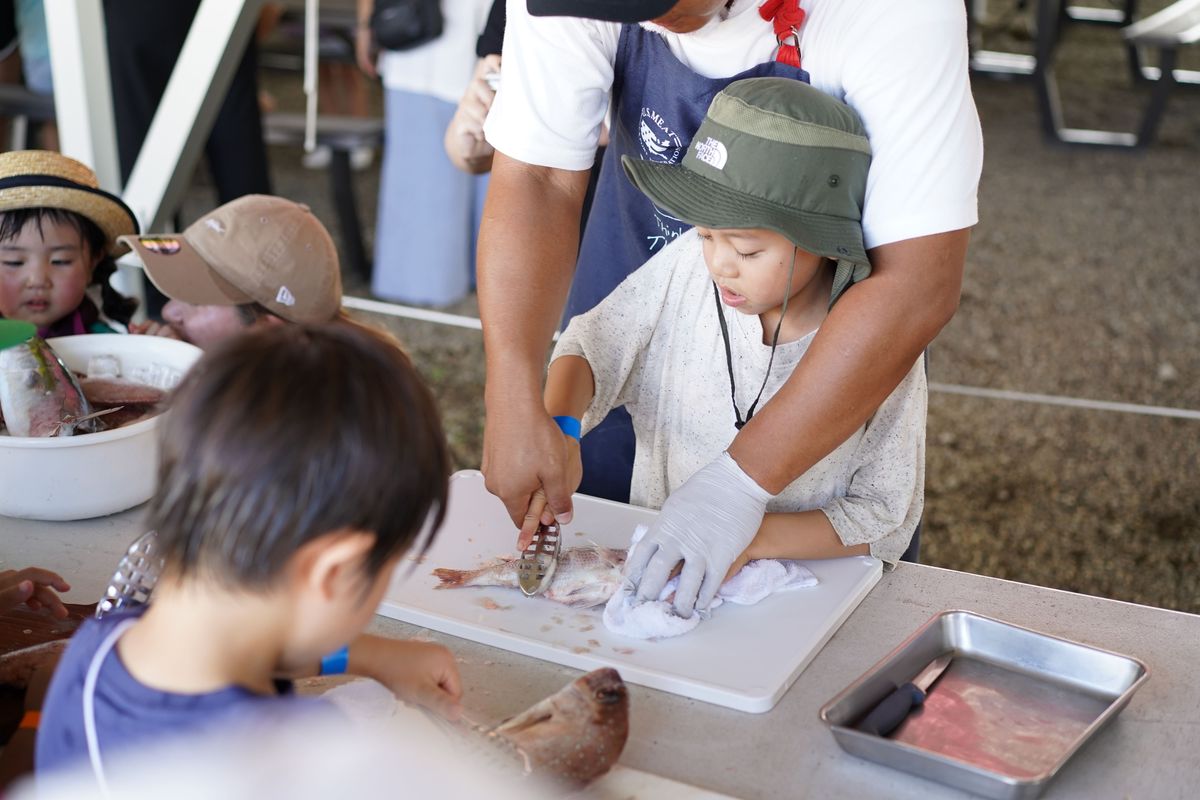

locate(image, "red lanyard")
[[759, 0, 806, 69]]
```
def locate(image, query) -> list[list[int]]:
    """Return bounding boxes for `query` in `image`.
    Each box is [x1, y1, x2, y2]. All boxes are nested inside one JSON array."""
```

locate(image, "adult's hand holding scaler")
[[624, 452, 774, 617]]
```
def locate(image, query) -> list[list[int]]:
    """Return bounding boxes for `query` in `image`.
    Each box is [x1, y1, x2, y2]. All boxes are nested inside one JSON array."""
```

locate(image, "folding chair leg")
[[1034, 0, 1068, 139], [328, 148, 372, 285], [1137, 47, 1180, 146]]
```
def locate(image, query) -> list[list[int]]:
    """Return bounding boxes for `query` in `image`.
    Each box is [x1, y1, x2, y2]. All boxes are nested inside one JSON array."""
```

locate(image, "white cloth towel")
[[602, 525, 818, 639]]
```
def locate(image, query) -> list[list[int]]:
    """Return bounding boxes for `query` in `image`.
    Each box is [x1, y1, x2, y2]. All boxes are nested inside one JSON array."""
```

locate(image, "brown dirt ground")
[[184, 1, 1197, 613]]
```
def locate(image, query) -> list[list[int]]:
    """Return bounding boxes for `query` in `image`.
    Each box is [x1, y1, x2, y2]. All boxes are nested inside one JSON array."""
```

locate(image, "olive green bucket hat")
[[622, 77, 872, 305]]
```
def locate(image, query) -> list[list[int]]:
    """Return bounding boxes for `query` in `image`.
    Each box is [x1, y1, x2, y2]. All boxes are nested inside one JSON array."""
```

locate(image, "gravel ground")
[[175, 3, 1198, 613]]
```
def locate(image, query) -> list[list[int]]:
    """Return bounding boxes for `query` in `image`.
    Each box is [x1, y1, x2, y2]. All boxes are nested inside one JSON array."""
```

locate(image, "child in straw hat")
[[541, 79, 926, 614], [0, 150, 139, 338]]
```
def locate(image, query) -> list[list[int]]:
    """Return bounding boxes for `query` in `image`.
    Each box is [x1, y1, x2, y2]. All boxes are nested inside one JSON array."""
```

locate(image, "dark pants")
[[104, 0, 271, 314]]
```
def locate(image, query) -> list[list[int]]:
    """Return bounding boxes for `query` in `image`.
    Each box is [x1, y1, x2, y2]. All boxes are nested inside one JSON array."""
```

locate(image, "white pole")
[[304, 0, 319, 153], [45, 0, 121, 190], [45, 0, 140, 310]]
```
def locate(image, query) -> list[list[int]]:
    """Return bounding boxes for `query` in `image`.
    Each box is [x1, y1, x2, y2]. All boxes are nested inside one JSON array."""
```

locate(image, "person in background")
[[0, 151, 138, 336], [9, 0, 56, 149], [103, 0, 272, 319], [37, 322, 463, 779], [478, 0, 981, 616], [443, 0, 504, 174], [356, 0, 493, 307], [545, 80, 923, 613], [123, 195, 343, 349]]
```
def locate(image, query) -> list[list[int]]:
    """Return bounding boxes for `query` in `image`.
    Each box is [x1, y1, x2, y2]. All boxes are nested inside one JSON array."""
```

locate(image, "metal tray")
[[819, 610, 1148, 800]]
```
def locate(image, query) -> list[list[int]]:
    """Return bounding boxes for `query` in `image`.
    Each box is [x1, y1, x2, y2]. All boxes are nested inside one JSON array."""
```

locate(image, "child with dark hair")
[[0, 151, 139, 335], [37, 322, 462, 781]]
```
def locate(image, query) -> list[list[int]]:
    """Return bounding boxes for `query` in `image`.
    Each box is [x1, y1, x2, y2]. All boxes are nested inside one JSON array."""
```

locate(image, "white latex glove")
[[624, 452, 774, 618]]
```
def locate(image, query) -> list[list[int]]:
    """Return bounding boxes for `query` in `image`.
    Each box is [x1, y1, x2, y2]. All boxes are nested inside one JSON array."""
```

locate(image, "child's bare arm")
[[289, 635, 462, 720], [348, 634, 462, 720], [724, 512, 870, 580], [544, 354, 595, 421]]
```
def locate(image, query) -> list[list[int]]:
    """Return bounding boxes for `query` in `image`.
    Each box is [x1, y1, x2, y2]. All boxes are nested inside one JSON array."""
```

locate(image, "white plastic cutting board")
[[379, 470, 881, 713]]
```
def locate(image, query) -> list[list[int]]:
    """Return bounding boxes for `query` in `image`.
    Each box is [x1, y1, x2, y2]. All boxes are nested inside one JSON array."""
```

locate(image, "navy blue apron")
[[568, 23, 809, 503]]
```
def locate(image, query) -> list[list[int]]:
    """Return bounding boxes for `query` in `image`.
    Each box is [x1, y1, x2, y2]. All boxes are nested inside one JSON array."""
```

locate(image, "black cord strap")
[[710, 247, 798, 431]]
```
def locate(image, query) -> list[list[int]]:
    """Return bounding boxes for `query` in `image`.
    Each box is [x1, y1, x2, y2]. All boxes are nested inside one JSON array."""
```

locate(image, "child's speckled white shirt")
[[552, 229, 926, 563]]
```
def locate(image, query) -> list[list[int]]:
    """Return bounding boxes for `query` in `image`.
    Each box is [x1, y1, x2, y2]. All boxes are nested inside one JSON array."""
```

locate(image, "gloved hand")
[[624, 452, 774, 618]]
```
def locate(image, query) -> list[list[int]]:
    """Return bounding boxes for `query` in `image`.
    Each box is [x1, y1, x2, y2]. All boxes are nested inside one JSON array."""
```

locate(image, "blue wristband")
[[552, 415, 581, 441], [319, 645, 349, 676]]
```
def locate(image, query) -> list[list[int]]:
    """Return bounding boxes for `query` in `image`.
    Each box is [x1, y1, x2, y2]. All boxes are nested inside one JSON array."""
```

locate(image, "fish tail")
[[432, 567, 475, 588]]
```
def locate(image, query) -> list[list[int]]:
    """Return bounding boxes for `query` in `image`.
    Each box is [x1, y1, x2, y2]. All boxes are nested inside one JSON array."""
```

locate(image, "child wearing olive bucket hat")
[[0, 151, 139, 338], [544, 77, 926, 571]]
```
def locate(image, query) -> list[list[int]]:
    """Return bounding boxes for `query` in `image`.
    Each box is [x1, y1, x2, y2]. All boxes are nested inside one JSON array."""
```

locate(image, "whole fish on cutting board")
[[0, 336, 104, 437], [433, 543, 626, 608]]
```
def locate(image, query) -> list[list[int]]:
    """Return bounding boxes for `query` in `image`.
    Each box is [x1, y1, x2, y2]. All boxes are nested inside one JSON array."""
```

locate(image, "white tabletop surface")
[[2, 506, 1197, 800]]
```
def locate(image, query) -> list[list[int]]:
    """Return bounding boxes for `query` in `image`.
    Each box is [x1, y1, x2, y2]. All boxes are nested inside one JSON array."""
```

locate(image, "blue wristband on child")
[[553, 415, 581, 441], [319, 645, 349, 676]]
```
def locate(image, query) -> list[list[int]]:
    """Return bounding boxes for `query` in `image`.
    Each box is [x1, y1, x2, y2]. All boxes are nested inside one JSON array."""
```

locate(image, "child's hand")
[[0, 567, 71, 618], [349, 635, 463, 721]]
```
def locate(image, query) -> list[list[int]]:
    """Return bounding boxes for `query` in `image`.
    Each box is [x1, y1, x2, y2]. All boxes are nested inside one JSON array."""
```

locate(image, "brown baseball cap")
[[118, 195, 342, 323]]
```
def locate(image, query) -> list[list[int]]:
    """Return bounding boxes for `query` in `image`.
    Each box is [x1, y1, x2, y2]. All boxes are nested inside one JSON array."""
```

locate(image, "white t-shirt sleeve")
[[550, 240, 685, 434], [841, 4, 984, 248], [821, 355, 927, 563], [483, 0, 619, 171]]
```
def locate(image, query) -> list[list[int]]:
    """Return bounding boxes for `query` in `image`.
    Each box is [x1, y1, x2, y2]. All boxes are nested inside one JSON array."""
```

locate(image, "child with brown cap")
[[122, 195, 343, 349]]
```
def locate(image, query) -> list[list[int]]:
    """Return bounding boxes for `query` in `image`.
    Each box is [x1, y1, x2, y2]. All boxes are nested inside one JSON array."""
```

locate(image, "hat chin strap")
[[712, 246, 798, 431]]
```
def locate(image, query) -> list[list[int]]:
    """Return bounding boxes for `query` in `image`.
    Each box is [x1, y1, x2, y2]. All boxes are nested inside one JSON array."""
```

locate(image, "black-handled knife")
[[858, 654, 953, 737]]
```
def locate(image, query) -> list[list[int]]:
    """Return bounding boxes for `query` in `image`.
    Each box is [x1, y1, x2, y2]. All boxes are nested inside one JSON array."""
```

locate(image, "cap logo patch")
[[204, 218, 226, 235], [276, 286, 296, 307], [694, 137, 728, 170], [140, 237, 182, 255]]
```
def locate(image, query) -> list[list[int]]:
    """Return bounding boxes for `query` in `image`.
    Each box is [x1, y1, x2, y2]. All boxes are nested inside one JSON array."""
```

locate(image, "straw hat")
[[0, 150, 139, 254]]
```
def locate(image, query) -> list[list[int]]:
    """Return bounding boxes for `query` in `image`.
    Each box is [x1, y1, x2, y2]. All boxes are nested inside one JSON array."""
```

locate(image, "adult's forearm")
[[477, 153, 591, 408], [729, 229, 969, 493]]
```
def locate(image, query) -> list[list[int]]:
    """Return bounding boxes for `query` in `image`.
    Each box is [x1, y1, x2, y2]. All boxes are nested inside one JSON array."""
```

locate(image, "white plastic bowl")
[[0, 334, 202, 521]]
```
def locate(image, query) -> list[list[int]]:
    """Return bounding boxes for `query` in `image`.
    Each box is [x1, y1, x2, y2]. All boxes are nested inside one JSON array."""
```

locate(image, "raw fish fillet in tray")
[[379, 470, 882, 713]]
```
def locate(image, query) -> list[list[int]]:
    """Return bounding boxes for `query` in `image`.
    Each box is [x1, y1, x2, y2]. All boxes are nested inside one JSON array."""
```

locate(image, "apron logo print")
[[638, 107, 683, 164], [694, 137, 728, 170]]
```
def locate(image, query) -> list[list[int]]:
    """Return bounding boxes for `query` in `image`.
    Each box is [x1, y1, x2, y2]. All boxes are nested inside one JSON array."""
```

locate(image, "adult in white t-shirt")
[[477, 0, 983, 616]]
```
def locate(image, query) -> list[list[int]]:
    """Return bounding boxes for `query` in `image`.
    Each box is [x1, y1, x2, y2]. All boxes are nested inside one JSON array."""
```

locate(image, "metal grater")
[[516, 522, 560, 596], [95, 530, 165, 619]]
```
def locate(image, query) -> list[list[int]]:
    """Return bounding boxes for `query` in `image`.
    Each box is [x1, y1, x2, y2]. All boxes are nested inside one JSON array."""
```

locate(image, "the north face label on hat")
[[276, 286, 296, 307], [694, 137, 728, 170]]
